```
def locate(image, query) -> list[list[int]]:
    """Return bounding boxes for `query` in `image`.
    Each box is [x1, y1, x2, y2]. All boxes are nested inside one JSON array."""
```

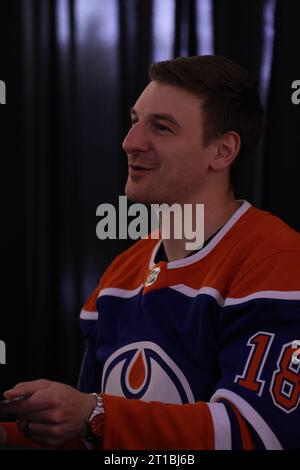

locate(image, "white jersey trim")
[[149, 237, 163, 269], [207, 402, 232, 450], [91, 285, 300, 307], [165, 200, 251, 269], [169, 285, 300, 306], [170, 285, 225, 306], [210, 388, 283, 449], [98, 286, 143, 299], [224, 290, 300, 306], [80, 309, 99, 320]]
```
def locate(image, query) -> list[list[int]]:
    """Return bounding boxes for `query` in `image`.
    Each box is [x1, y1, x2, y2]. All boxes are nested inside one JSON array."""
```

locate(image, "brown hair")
[[149, 55, 264, 163]]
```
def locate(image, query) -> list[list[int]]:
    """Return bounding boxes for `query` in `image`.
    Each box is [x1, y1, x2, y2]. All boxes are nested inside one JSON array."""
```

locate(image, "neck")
[[161, 189, 240, 262]]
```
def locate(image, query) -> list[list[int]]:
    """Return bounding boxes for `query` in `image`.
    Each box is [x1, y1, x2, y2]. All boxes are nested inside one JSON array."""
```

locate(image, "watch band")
[[85, 393, 105, 442], [89, 393, 105, 420]]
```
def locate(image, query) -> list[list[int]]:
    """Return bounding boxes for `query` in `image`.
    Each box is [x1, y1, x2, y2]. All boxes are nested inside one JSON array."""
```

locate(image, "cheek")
[[156, 141, 205, 176], [171, 153, 204, 177]]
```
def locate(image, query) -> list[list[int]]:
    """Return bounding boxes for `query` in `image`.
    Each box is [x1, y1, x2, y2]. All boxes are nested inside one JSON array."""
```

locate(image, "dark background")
[[0, 0, 299, 391]]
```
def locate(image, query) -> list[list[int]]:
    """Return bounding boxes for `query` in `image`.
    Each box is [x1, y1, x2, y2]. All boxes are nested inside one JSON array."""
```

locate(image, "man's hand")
[[0, 379, 97, 447]]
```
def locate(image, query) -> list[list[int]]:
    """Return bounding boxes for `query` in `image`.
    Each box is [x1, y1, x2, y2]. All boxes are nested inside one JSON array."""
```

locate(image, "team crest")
[[101, 341, 195, 404], [145, 266, 161, 287]]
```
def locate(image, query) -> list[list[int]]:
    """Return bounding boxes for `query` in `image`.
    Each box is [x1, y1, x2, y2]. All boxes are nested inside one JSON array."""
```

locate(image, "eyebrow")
[[130, 107, 182, 129]]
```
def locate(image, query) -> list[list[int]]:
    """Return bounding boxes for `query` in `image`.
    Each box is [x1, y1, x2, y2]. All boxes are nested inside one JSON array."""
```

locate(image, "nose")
[[122, 122, 151, 154]]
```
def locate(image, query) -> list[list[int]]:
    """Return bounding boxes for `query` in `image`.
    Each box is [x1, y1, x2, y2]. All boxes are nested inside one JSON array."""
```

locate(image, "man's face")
[[122, 81, 213, 205]]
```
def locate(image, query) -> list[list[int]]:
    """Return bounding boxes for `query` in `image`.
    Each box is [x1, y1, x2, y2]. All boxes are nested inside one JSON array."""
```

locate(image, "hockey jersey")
[[79, 201, 300, 450]]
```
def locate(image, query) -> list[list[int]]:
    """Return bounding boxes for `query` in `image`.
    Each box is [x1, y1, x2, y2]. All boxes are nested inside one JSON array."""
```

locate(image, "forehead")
[[132, 81, 203, 125]]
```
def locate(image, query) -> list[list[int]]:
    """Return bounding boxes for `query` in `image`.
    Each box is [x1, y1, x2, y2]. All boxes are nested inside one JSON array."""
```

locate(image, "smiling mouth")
[[128, 165, 154, 177], [129, 164, 152, 171], [128, 165, 153, 181]]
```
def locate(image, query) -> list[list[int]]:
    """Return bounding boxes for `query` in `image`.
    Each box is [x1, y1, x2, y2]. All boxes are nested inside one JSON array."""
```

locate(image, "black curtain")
[[1, 0, 299, 391], [264, 0, 300, 231]]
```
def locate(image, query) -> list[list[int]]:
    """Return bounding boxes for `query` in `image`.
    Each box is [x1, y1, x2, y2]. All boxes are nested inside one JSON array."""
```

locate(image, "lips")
[[129, 164, 152, 170], [128, 165, 154, 178]]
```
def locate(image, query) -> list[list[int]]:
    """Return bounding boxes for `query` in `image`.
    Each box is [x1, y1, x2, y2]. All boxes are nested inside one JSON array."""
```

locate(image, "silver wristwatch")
[[85, 393, 105, 442]]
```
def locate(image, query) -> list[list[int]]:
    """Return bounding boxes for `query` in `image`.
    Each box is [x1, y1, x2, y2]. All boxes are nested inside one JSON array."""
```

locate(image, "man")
[[0, 55, 299, 450]]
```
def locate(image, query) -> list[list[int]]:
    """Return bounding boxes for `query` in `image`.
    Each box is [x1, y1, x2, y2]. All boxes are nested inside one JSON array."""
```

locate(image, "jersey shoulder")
[[227, 207, 300, 295], [243, 207, 300, 253]]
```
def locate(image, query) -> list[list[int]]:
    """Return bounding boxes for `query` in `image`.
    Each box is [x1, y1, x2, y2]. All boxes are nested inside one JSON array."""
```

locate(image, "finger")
[[27, 422, 74, 448], [0, 389, 54, 416], [4, 379, 51, 400], [27, 422, 67, 438], [17, 408, 61, 424], [18, 424, 61, 449], [25, 433, 61, 448]]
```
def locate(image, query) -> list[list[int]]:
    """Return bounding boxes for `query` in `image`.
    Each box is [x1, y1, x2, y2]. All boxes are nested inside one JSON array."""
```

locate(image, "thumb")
[[4, 379, 51, 399]]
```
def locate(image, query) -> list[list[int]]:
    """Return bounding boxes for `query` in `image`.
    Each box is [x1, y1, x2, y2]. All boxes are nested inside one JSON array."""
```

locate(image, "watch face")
[[90, 413, 103, 437]]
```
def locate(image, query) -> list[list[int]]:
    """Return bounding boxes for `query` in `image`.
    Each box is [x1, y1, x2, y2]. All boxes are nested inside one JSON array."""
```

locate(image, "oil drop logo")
[[101, 341, 195, 404]]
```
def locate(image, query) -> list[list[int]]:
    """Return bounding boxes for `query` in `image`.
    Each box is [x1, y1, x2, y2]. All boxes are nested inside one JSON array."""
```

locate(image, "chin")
[[125, 179, 173, 205], [125, 191, 151, 205], [125, 187, 157, 205], [125, 181, 148, 204]]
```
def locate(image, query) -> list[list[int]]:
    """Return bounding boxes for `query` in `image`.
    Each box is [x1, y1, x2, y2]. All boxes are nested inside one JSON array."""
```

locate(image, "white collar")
[[149, 200, 252, 270]]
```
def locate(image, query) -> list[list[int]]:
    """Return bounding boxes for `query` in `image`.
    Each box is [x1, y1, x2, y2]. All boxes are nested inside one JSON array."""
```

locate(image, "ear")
[[209, 131, 241, 171]]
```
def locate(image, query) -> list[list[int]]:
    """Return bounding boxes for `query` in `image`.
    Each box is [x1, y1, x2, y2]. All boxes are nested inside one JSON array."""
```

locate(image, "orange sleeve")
[[1, 422, 87, 450], [2, 399, 256, 450], [102, 394, 215, 450], [1, 422, 43, 448]]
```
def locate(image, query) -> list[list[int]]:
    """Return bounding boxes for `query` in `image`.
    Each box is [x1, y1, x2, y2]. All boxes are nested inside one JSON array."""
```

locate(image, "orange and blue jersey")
[[79, 200, 300, 450]]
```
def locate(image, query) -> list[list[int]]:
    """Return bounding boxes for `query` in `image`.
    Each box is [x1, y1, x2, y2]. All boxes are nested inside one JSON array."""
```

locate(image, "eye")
[[154, 122, 171, 133], [131, 117, 138, 126]]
